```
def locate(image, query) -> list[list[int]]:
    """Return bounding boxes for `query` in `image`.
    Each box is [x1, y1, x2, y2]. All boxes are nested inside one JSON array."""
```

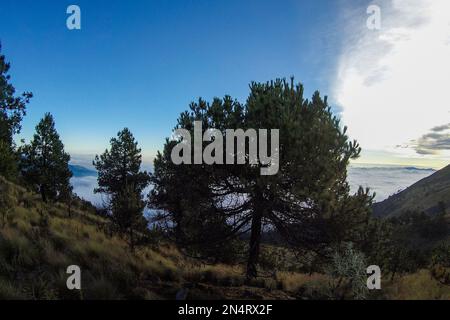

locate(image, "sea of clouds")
[[346, 164, 434, 202], [70, 164, 435, 206], [70, 175, 105, 206]]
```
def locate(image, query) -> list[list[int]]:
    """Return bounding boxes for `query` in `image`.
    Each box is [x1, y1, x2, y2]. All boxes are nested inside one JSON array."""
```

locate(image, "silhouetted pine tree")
[[20, 113, 72, 202], [93, 128, 150, 250], [0, 44, 32, 180], [149, 78, 373, 279]]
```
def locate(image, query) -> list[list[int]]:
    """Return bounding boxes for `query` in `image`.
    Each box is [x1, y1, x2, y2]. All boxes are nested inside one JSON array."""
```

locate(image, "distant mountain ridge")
[[69, 164, 97, 177], [373, 164, 450, 217], [402, 166, 435, 171]]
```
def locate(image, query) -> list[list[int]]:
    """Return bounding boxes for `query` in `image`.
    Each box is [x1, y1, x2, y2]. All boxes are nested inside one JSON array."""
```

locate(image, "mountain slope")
[[0, 176, 179, 299], [1, 176, 449, 299], [0, 176, 296, 300], [373, 164, 450, 217]]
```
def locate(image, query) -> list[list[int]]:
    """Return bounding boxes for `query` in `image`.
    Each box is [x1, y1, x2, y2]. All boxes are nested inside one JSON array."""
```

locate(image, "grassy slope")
[[373, 164, 450, 217], [0, 176, 448, 300], [0, 176, 296, 300]]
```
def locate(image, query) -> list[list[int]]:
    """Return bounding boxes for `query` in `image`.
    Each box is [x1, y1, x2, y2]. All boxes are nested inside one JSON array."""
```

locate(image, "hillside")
[[1, 176, 449, 300], [373, 164, 450, 217], [0, 176, 301, 300]]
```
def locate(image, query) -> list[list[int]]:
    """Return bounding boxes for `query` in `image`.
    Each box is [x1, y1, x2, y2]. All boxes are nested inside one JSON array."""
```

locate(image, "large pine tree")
[[20, 113, 72, 202], [149, 79, 373, 279]]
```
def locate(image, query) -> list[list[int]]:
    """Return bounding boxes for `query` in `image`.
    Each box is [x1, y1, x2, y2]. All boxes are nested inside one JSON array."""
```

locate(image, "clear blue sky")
[[1, 0, 351, 166]]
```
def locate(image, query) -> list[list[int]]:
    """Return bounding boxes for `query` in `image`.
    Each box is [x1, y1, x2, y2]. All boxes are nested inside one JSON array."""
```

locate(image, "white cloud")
[[334, 0, 450, 164], [71, 176, 104, 206]]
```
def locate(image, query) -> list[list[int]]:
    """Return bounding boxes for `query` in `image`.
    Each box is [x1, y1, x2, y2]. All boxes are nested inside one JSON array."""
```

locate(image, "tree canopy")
[[0, 44, 32, 179]]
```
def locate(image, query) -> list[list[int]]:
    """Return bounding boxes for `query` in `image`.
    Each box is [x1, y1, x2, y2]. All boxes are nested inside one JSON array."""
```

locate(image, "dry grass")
[[276, 272, 328, 292], [1, 176, 449, 300], [384, 270, 450, 300]]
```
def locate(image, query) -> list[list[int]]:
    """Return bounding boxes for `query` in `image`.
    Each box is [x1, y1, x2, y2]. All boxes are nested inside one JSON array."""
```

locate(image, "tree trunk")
[[129, 227, 135, 252], [174, 211, 183, 246], [246, 209, 263, 280], [40, 185, 47, 203], [391, 269, 396, 281], [390, 259, 398, 281]]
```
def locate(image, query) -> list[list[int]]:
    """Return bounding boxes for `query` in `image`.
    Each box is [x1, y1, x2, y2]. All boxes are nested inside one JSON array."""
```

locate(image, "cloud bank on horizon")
[[70, 164, 436, 205], [334, 0, 450, 168]]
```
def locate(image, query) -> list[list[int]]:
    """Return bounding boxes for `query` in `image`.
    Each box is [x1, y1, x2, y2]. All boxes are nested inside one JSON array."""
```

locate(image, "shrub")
[[327, 243, 368, 300], [430, 243, 450, 286]]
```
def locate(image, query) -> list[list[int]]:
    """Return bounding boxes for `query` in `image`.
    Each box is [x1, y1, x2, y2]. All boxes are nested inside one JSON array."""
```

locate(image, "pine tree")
[[149, 79, 373, 279], [0, 43, 32, 179], [93, 128, 150, 249], [20, 113, 72, 202]]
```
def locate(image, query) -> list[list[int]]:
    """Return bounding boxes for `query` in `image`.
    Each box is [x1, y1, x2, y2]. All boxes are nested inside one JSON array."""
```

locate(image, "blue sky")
[[0, 0, 345, 165], [1, 0, 449, 169]]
